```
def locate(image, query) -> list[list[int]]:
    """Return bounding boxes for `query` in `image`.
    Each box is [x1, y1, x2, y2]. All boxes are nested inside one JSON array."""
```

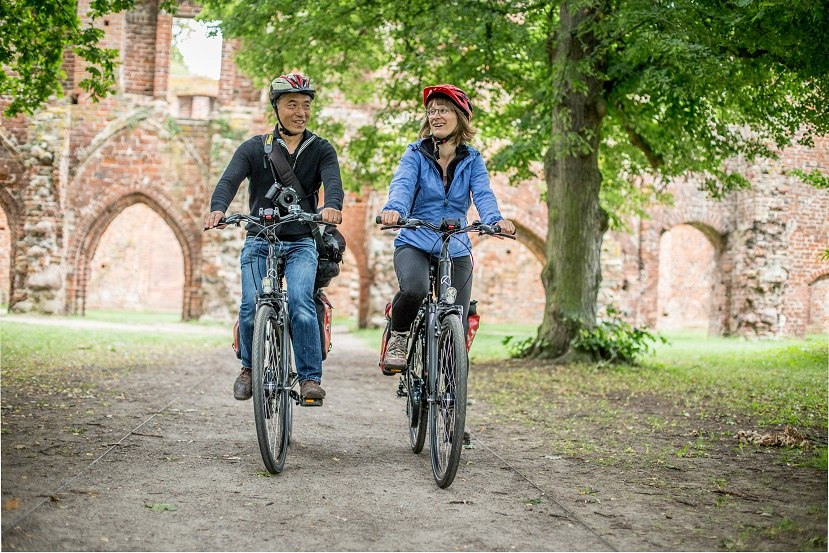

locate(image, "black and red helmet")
[[423, 84, 473, 120], [269, 72, 316, 108]]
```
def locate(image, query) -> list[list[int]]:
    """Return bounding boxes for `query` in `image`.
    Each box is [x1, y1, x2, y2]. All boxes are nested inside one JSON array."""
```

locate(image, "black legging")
[[391, 245, 473, 334]]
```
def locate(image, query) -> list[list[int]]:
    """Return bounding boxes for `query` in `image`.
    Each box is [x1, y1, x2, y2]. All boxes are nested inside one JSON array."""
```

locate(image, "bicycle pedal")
[[381, 366, 404, 376], [300, 397, 323, 407]]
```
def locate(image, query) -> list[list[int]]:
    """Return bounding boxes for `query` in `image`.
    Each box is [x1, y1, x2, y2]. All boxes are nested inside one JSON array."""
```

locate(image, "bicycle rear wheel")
[[428, 313, 468, 488], [251, 304, 290, 474], [406, 326, 427, 453]]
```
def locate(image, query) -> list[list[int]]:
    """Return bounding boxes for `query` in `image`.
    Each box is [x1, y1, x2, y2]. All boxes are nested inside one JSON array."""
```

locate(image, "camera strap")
[[263, 133, 303, 191], [263, 132, 329, 255]]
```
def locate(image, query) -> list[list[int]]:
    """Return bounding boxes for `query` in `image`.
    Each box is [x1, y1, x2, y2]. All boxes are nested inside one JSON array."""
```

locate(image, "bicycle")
[[216, 206, 329, 474], [376, 216, 515, 488]]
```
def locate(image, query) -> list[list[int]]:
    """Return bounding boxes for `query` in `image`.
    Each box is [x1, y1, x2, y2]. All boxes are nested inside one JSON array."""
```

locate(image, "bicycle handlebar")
[[374, 215, 516, 239], [213, 211, 323, 229]]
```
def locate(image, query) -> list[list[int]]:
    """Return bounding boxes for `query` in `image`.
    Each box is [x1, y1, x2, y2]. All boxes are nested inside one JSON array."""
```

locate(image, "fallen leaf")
[[3, 497, 20, 511], [144, 502, 177, 512]]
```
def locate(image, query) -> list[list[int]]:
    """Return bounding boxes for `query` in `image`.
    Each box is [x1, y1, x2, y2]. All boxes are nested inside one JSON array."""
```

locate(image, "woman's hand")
[[380, 210, 402, 225], [495, 219, 515, 235]]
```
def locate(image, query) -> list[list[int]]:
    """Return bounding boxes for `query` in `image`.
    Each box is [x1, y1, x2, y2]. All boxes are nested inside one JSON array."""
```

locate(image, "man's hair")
[[418, 97, 477, 143]]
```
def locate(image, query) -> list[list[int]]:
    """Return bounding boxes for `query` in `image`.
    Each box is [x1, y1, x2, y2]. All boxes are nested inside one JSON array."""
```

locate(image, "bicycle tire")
[[251, 304, 290, 474], [286, 343, 294, 446], [406, 326, 428, 453], [428, 313, 468, 488]]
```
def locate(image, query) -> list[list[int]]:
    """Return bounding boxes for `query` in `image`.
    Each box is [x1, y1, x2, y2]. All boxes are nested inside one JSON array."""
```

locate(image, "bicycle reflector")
[[259, 208, 279, 225], [441, 218, 461, 231]]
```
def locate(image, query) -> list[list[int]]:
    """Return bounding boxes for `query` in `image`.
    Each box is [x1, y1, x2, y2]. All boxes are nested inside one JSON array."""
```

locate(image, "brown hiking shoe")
[[383, 330, 409, 371], [233, 368, 252, 400], [300, 380, 326, 400]]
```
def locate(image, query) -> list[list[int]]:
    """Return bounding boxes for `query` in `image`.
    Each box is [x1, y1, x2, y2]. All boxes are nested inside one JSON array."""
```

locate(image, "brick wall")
[[1, 0, 827, 339]]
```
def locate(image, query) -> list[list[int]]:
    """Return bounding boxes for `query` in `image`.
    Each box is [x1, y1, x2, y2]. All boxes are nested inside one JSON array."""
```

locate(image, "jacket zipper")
[[417, 145, 471, 208], [278, 134, 317, 170]]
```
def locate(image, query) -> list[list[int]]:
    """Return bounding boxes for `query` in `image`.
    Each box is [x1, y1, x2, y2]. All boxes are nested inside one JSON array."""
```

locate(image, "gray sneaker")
[[383, 330, 409, 370], [233, 368, 252, 400]]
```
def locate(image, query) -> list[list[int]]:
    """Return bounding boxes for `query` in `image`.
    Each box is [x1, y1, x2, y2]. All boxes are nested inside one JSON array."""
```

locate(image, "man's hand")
[[495, 219, 516, 235], [379, 210, 401, 225], [320, 208, 342, 224], [204, 210, 226, 230]]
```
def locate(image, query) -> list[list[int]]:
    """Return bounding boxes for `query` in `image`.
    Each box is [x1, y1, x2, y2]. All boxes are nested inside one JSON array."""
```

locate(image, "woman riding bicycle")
[[379, 83, 515, 371]]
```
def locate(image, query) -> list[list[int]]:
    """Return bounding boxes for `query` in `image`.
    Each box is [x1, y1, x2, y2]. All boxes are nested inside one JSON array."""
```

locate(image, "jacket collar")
[[416, 137, 470, 162]]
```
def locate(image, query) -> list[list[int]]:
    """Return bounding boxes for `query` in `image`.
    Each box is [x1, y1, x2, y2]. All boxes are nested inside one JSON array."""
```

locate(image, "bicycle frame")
[[257, 238, 298, 404], [418, 236, 464, 411]]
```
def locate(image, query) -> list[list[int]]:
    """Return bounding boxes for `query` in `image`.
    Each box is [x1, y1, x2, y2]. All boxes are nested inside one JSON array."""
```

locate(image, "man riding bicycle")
[[204, 73, 344, 403]]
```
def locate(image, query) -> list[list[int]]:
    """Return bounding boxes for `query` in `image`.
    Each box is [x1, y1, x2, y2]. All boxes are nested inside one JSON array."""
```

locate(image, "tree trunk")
[[530, 1, 609, 360]]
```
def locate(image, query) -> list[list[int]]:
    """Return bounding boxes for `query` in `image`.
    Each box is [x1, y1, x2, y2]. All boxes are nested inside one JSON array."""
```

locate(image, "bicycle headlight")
[[445, 287, 457, 304]]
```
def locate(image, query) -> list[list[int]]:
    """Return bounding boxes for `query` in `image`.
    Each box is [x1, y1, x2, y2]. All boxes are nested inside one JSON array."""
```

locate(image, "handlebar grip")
[[375, 215, 409, 226]]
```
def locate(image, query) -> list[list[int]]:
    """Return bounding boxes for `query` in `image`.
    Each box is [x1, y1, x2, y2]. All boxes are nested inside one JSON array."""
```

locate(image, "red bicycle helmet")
[[269, 72, 316, 108], [423, 84, 473, 121]]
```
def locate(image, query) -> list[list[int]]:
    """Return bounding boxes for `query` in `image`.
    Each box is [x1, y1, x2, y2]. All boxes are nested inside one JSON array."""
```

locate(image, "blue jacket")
[[382, 139, 504, 258]]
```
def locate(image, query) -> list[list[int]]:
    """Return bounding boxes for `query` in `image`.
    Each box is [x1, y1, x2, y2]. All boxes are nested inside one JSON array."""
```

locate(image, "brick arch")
[[512, 221, 546, 265], [639, 218, 729, 333], [0, 186, 23, 306], [806, 269, 829, 287], [66, 191, 202, 320], [650, 204, 730, 239], [72, 110, 209, 181]]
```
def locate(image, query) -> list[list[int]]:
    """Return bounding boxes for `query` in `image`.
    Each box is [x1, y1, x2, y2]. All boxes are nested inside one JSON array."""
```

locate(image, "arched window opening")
[[471, 237, 544, 326], [656, 224, 719, 332], [169, 18, 222, 119], [807, 276, 829, 335], [86, 204, 184, 314]]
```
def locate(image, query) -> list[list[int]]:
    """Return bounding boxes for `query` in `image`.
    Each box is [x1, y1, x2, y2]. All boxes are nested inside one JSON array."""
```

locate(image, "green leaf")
[[144, 502, 177, 512]]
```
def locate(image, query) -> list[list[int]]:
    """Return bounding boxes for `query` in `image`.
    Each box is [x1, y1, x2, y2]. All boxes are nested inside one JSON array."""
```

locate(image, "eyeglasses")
[[425, 107, 452, 117]]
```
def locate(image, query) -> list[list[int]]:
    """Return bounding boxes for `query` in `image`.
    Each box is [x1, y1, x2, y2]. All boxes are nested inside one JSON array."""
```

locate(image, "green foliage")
[[502, 335, 537, 359], [571, 306, 666, 364], [144, 502, 177, 512], [200, 0, 829, 203], [0, 0, 178, 116], [790, 168, 829, 190]]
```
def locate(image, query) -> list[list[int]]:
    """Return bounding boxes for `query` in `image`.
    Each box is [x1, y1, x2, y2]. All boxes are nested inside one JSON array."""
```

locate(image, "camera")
[[265, 182, 300, 214]]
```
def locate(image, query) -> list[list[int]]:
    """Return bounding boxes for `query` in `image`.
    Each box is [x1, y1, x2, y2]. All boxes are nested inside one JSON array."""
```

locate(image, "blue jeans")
[[239, 236, 322, 383]]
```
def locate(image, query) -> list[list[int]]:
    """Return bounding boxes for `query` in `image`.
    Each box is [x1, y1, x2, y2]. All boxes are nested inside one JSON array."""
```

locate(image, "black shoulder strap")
[[264, 132, 330, 255], [264, 133, 302, 190]]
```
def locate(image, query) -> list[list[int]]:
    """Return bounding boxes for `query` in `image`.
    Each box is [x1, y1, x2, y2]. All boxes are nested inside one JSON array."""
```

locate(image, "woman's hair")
[[419, 97, 477, 143]]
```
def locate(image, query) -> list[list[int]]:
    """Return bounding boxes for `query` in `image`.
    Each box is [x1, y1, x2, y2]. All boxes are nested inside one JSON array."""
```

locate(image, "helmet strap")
[[275, 108, 300, 137], [432, 135, 451, 160]]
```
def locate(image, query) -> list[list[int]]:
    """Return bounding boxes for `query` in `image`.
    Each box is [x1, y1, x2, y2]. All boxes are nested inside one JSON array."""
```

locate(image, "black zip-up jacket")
[[210, 129, 344, 240]]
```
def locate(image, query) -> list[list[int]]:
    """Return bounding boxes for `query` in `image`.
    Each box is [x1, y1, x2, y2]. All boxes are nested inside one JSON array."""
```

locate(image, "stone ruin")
[[1, 0, 826, 338]]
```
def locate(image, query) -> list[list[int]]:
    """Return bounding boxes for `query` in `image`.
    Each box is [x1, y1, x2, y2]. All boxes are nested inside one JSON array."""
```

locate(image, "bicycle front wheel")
[[406, 326, 427, 453], [428, 313, 468, 488], [251, 304, 290, 474]]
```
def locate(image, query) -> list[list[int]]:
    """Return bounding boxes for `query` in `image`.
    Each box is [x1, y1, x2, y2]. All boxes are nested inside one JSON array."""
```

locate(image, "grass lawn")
[[347, 317, 827, 467], [1, 311, 228, 386]]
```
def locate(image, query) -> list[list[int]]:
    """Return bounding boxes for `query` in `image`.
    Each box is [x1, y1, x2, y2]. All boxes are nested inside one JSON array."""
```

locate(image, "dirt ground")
[[1, 323, 826, 552]]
